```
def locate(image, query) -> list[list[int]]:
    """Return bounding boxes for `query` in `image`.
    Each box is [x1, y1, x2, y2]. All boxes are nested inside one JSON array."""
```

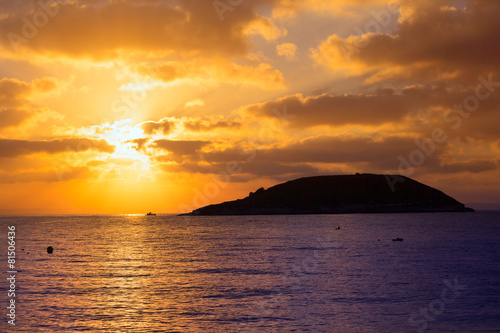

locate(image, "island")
[[180, 174, 474, 216]]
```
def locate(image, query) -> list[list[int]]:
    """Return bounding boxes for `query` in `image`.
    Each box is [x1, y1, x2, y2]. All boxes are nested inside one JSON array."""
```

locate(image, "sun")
[[97, 119, 148, 162], [78, 119, 159, 183]]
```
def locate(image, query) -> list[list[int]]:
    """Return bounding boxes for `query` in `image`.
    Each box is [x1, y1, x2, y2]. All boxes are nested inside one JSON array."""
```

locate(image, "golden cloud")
[[273, 0, 392, 17], [0, 77, 61, 130], [276, 42, 298, 61], [133, 59, 286, 89], [0, 138, 114, 158], [312, 1, 500, 82], [0, 0, 285, 59]]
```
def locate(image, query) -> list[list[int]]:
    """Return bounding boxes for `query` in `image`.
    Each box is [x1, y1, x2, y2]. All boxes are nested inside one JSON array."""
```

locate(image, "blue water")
[[0, 212, 499, 332]]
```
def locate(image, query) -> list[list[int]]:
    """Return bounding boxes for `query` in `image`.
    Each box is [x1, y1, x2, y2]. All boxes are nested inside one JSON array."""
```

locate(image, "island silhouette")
[[181, 174, 474, 216]]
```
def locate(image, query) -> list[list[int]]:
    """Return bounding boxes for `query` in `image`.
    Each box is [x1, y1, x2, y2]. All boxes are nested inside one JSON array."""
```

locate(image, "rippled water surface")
[[1, 212, 499, 332]]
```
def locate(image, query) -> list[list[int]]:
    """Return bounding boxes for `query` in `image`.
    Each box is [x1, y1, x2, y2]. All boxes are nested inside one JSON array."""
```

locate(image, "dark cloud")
[[127, 138, 150, 151], [135, 59, 286, 88], [202, 135, 441, 166], [0, 166, 93, 183], [0, 108, 31, 129], [152, 139, 210, 156], [245, 90, 426, 127], [437, 159, 499, 174], [0, 77, 57, 105], [0, 138, 115, 157], [246, 82, 500, 142], [314, 0, 500, 82], [165, 161, 319, 178], [140, 119, 175, 135], [0, 77, 59, 130], [0, 78, 31, 106], [0, 0, 277, 58], [184, 119, 241, 132], [161, 134, 498, 179]]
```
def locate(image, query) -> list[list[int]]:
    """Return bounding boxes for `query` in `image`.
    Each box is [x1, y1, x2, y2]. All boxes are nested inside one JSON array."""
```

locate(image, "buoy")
[[47, 246, 53, 254]]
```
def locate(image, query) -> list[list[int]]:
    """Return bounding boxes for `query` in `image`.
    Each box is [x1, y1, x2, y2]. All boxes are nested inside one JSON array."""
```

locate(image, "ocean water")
[[0, 212, 499, 332]]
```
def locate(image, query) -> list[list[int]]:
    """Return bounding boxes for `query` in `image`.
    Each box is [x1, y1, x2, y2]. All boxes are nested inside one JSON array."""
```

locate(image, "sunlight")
[[97, 119, 148, 163]]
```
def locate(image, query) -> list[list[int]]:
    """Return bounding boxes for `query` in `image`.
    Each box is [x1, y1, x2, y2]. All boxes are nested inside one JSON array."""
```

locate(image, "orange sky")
[[0, 0, 499, 214]]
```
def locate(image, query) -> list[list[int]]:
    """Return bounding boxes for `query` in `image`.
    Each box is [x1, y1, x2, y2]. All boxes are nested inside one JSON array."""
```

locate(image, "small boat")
[[392, 238, 403, 242], [146, 212, 156, 216]]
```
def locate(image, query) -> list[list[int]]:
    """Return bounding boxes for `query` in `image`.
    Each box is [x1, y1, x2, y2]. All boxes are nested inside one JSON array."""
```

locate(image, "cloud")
[[0, 166, 93, 183], [139, 118, 176, 136], [244, 16, 287, 40], [165, 161, 320, 179], [244, 88, 431, 128], [134, 59, 286, 89], [0, 77, 58, 105], [183, 118, 241, 132], [273, 0, 391, 17], [311, 1, 500, 82], [184, 98, 205, 109], [243, 81, 500, 144], [152, 139, 210, 156], [0, 77, 60, 130], [127, 138, 150, 152], [438, 159, 499, 174], [0, 138, 114, 158], [0, 0, 281, 59], [158, 133, 481, 178], [0, 108, 31, 129], [276, 42, 298, 61], [0, 1, 288, 90], [200, 135, 439, 168], [0, 78, 31, 106]]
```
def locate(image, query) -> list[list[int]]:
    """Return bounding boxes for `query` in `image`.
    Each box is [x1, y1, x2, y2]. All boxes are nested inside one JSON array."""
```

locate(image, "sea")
[[0, 212, 499, 332]]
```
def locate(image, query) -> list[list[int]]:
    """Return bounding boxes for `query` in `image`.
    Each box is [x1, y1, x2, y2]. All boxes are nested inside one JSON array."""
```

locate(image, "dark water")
[[0, 212, 499, 332]]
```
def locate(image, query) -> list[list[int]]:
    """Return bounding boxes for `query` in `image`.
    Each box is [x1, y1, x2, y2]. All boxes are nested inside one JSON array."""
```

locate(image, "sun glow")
[[86, 119, 147, 160], [78, 119, 155, 184]]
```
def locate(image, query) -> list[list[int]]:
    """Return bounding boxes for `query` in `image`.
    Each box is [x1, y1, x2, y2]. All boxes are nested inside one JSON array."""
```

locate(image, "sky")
[[0, 0, 499, 214]]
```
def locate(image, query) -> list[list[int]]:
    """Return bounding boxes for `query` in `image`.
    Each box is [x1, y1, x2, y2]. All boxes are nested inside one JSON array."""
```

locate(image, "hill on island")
[[181, 174, 474, 216]]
